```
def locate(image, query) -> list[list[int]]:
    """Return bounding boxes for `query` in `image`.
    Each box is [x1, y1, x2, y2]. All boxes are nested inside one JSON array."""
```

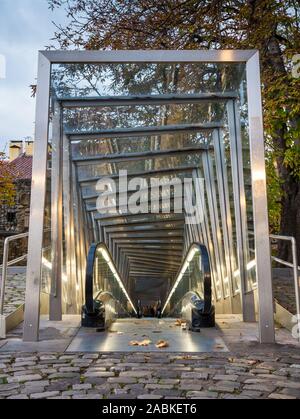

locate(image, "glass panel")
[[63, 103, 223, 133], [71, 132, 211, 158], [51, 63, 246, 97], [167, 248, 206, 316]]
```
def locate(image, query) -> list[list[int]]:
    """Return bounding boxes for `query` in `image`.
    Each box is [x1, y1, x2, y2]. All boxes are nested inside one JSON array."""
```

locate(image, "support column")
[[23, 53, 51, 342], [50, 101, 63, 320], [227, 100, 256, 322], [246, 52, 275, 343], [213, 129, 235, 309], [63, 134, 78, 314]]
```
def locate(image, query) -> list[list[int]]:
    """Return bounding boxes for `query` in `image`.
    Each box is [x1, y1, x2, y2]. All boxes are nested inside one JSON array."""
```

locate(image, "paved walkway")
[[0, 272, 26, 317], [0, 315, 300, 399], [0, 350, 300, 399]]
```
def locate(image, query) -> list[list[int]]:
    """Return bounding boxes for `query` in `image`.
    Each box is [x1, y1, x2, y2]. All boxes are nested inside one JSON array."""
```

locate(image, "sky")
[[0, 0, 67, 153]]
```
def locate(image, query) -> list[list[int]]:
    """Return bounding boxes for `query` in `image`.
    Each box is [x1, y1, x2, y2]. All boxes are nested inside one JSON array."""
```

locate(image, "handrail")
[[85, 242, 137, 316], [162, 242, 212, 315], [0, 232, 29, 317], [269, 234, 300, 340]]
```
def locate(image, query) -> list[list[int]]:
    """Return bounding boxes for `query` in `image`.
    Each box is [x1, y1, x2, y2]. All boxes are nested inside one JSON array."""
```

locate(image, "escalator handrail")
[[85, 242, 136, 314], [162, 242, 212, 315]]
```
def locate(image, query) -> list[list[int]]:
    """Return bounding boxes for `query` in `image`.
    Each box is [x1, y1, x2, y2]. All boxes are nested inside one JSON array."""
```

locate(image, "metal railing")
[[162, 243, 213, 316], [0, 232, 28, 316], [0, 232, 28, 339], [270, 234, 300, 340]]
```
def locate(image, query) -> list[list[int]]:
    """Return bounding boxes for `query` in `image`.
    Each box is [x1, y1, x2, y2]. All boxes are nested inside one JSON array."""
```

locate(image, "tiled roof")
[[1, 153, 33, 180]]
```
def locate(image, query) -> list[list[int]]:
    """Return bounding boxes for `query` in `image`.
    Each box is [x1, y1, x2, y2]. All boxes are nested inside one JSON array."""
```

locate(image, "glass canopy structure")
[[23, 51, 275, 344]]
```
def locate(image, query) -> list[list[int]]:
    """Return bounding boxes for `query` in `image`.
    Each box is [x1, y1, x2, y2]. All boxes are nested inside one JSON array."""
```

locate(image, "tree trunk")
[[278, 170, 300, 264], [263, 36, 300, 263]]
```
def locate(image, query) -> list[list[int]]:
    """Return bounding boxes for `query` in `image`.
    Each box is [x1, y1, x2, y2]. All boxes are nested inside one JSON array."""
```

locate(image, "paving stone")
[[7, 374, 43, 383], [26, 379, 49, 386], [108, 377, 137, 384], [279, 388, 300, 398], [62, 390, 86, 397], [208, 382, 240, 394], [159, 379, 180, 385], [181, 372, 209, 380], [151, 389, 183, 397], [179, 383, 203, 391], [186, 391, 218, 399], [59, 367, 81, 373], [137, 394, 163, 399], [73, 383, 92, 390], [82, 354, 99, 359], [40, 355, 57, 361], [48, 372, 80, 380], [31, 391, 60, 399], [268, 393, 297, 399], [0, 383, 20, 392], [0, 390, 19, 397], [243, 384, 276, 393], [84, 371, 114, 378], [119, 371, 152, 378], [84, 377, 106, 385], [73, 394, 103, 399], [275, 381, 300, 389], [222, 394, 251, 399], [213, 374, 238, 381], [145, 384, 173, 390], [240, 390, 263, 398]]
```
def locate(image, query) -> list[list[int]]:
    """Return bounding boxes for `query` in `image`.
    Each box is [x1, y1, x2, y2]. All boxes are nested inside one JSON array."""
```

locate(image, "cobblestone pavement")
[[273, 275, 296, 315], [0, 273, 26, 317], [0, 351, 300, 399]]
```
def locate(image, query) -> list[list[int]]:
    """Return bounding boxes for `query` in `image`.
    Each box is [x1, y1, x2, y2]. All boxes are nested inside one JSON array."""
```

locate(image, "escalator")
[[81, 243, 136, 329], [81, 241, 215, 333]]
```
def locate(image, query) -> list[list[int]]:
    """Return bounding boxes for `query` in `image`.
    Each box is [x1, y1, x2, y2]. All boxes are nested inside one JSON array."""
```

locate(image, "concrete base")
[[1, 314, 299, 353], [67, 318, 228, 353]]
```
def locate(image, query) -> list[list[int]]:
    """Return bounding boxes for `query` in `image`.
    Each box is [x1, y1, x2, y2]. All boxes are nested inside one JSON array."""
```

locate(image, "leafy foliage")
[[0, 152, 16, 207], [48, 0, 300, 237]]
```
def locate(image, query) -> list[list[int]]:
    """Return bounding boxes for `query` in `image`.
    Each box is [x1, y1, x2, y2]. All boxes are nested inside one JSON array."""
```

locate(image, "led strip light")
[[162, 244, 256, 315], [99, 247, 137, 314]]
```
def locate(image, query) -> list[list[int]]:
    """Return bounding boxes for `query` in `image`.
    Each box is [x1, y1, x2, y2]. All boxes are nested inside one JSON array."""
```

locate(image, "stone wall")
[[0, 179, 31, 262]]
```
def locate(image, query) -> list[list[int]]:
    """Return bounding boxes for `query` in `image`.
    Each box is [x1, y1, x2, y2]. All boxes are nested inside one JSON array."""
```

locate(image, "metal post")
[[0, 238, 9, 338], [227, 100, 256, 322], [202, 152, 225, 300], [291, 238, 300, 335], [213, 129, 235, 305], [62, 134, 78, 313], [23, 53, 51, 342], [50, 101, 63, 320], [247, 52, 275, 343]]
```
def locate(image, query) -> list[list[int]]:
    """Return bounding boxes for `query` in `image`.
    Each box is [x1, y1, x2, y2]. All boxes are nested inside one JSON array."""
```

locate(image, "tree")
[[0, 152, 15, 206], [48, 0, 300, 261]]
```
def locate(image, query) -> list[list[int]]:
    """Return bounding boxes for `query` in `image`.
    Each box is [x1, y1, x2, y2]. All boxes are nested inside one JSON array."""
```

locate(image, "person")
[[156, 300, 162, 318], [150, 306, 155, 317], [137, 300, 143, 318]]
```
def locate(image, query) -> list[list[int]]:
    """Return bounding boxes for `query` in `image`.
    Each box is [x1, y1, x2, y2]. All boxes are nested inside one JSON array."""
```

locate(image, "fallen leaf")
[[155, 340, 169, 349], [129, 340, 140, 346], [175, 319, 186, 326], [129, 339, 152, 346], [140, 339, 152, 346]]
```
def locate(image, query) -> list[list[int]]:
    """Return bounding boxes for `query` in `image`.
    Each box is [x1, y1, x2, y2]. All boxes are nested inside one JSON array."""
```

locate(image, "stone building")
[[0, 141, 33, 260]]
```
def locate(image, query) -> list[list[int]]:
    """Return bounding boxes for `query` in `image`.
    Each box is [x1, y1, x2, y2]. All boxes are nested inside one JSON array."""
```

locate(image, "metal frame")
[[23, 49, 274, 343], [270, 235, 300, 342]]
